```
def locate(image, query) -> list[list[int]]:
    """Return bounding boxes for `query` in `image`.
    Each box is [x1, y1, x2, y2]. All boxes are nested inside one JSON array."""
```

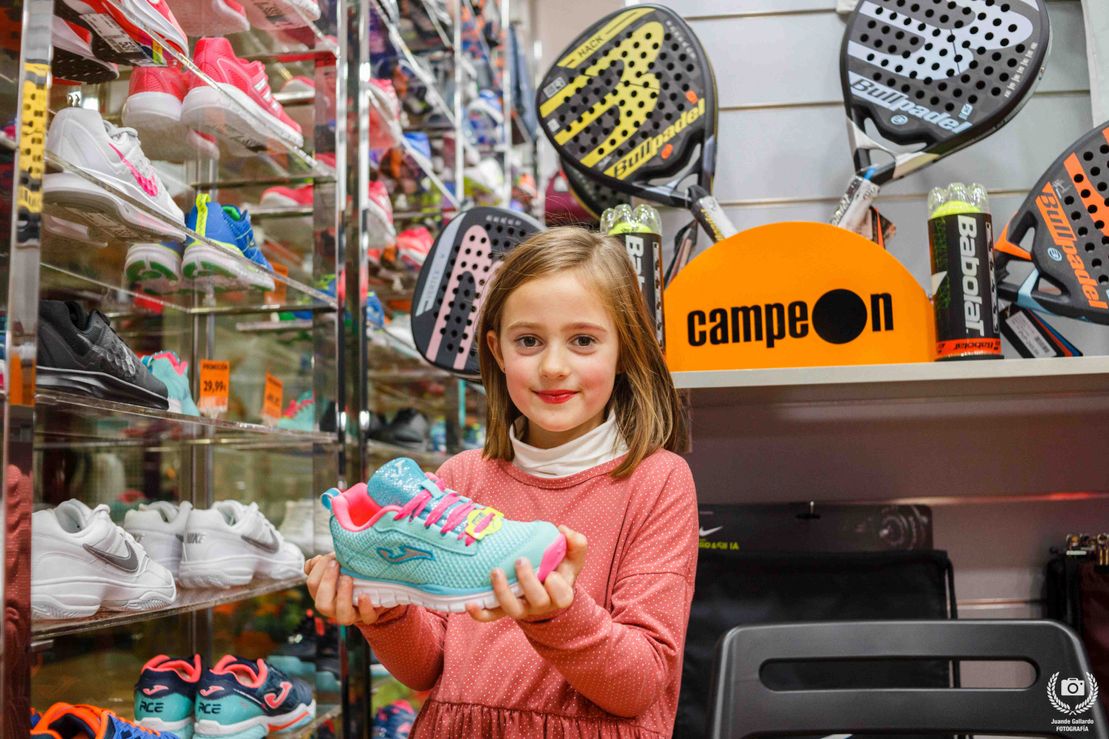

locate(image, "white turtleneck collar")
[[509, 410, 629, 478]]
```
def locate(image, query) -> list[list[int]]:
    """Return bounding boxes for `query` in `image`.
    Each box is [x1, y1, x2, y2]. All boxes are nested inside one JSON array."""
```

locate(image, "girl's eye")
[[516, 336, 540, 349], [572, 335, 597, 348]]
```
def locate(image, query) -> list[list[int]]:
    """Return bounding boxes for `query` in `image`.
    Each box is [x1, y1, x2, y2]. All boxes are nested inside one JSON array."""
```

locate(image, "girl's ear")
[[486, 329, 505, 372]]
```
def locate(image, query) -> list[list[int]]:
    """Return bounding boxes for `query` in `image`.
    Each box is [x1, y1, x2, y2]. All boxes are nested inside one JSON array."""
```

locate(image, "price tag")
[[261, 372, 284, 427], [265, 263, 289, 305], [197, 360, 230, 418]]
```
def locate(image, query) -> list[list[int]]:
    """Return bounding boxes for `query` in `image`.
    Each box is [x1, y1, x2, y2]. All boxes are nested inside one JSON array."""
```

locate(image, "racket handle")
[[831, 175, 881, 233], [688, 185, 737, 243]]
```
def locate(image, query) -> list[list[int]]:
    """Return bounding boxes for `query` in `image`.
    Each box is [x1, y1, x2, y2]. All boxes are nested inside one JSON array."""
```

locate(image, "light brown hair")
[[478, 226, 688, 478]]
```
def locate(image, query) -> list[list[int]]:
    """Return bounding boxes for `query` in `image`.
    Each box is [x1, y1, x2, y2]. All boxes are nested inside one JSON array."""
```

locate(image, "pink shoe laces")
[[394, 476, 502, 547]]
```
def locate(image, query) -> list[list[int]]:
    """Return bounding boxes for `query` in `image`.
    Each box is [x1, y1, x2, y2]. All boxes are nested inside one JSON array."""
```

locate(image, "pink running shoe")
[[240, 0, 319, 30], [181, 37, 304, 152], [395, 226, 432, 271], [122, 66, 219, 163], [260, 183, 313, 208], [56, 0, 187, 63], [368, 78, 403, 152], [167, 0, 249, 37]]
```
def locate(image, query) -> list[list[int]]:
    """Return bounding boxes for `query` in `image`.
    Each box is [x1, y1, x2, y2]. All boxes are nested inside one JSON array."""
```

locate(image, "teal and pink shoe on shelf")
[[134, 654, 201, 738], [193, 655, 315, 739], [277, 391, 315, 431], [322, 457, 567, 613], [142, 351, 199, 416]]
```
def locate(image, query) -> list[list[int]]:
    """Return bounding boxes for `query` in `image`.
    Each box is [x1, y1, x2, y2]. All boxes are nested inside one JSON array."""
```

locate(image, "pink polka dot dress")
[[358, 449, 700, 738]]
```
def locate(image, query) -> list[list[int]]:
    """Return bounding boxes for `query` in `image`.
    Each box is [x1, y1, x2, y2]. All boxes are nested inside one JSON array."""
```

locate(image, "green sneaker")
[[322, 457, 567, 613]]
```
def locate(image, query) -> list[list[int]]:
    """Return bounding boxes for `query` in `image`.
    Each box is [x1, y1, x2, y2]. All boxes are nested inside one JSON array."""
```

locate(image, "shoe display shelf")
[[1, 0, 367, 731]]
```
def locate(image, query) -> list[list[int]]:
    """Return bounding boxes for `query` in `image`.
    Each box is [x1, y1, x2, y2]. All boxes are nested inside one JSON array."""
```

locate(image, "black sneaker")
[[369, 408, 429, 450], [38, 300, 169, 409]]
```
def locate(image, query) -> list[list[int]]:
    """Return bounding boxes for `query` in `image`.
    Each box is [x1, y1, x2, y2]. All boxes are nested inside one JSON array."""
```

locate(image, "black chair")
[[709, 619, 1108, 739]]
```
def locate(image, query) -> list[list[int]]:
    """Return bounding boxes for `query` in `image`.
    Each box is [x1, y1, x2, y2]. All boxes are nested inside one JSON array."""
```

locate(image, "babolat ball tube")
[[603, 204, 665, 346], [927, 183, 1002, 361]]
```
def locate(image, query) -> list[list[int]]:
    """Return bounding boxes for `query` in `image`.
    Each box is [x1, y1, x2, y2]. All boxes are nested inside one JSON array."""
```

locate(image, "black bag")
[[676, 504, 957, 739]]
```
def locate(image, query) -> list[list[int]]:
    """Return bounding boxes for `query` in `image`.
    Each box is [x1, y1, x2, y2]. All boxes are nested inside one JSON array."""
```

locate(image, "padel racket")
[[562, 158, 629, 218], [411, 207, 543, 379], [832, 0, 1051, 236], [995, 122, 1109, 323], [536, 4, 735, 245]]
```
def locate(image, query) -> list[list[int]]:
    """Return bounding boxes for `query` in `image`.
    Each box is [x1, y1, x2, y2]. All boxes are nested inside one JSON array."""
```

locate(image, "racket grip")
[[831, 175, 881, 233], [688, 185, 737, 242]]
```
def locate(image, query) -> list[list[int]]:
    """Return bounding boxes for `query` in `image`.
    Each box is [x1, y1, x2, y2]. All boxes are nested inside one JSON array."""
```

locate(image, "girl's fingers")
[[357, 595, 380, 625], [466, 603, 505, 622], [491, 568, 526, 620], [313, 559, 341, 617], [515, 559, 550, 610], [334, 576, 357, 625], [305, 554, 331, 597], [544, 572, 574, 610]]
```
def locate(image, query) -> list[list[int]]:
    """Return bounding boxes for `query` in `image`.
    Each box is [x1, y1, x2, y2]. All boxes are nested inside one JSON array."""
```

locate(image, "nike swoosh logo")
[[264, 681, 292, 709], [83, 540, 139, 572], [199, 686, 223, 697], [107, 143, 159, 198], [699, 526, 723, 538], [377, 546, 434, 564], [241, 532, 280, 554]]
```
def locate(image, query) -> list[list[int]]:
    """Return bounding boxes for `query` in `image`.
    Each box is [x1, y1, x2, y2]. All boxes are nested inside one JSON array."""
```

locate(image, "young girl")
[[305, 227, 699, 737]]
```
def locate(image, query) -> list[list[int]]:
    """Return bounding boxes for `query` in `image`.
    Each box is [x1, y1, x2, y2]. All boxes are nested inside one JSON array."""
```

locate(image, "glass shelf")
[[367, 439, 448, 468], [89, 0, 333, 175], [32, 575, 307, 639], [35, 389, 339, 447], [42, 153, 336, 313]]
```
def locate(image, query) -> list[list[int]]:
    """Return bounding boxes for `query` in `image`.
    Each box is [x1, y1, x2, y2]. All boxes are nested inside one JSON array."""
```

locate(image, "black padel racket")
[[537, 4, 735, 245], [831, 0, 1051, 236], [995, 122, 1109, 323], [562, 157, 629, 218], [411, 207, 543, 378]]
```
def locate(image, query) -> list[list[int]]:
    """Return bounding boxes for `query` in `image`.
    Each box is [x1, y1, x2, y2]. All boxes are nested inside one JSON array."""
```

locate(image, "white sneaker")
[[277, 500, 314, 555], [33, 499, 177, 619], [44, 107, 185, 243], [313, 499, 333, 555], [123, 500, 193, 580], [178, 501, 304, 589]]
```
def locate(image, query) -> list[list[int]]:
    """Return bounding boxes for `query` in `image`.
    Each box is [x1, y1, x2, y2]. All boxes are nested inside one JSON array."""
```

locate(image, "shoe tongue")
[[366, 457, 435, 507], [221, 204, 245, 222], [47, 705, 101, 738], [65, 300, 90, 330]]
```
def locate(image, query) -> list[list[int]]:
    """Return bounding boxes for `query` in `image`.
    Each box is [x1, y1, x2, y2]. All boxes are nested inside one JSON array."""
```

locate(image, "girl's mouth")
[[535, 390, 577, 404]]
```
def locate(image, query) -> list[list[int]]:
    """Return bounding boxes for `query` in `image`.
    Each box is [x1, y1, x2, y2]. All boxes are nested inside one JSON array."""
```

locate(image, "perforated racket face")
[[562, 158, 629, 218], [411, 208, 544, 378], [842, 0, 1049, 169], [995, 124, 1109, 323], [537, 4, 718, 208]]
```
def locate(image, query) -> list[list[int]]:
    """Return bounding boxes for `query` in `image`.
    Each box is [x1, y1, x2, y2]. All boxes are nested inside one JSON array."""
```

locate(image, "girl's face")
[[487, 270, 620, 449]]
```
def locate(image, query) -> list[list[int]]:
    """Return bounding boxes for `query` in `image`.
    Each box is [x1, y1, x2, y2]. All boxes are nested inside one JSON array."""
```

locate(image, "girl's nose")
[[539, 346, 570, 379]]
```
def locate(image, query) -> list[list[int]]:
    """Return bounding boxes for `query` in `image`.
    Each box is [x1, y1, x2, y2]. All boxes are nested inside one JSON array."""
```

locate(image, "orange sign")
[[261, 372, 284, 426], [265, 263, 289, 305], [664, 222, 935, 371], [197, 359, 230, 418]]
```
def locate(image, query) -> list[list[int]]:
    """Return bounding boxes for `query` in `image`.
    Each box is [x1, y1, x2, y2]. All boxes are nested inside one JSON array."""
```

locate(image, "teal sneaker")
[[134, 654, 202, 738], [276, 391, 315, 431], [322, 457, 567, 613], [142, 351, 199, 416], [194, 655, 315, 739]]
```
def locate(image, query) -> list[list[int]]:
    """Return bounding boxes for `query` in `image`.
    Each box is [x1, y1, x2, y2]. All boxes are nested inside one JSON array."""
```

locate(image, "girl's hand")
[[466, 526, 587, 623], [305, 554, 400, 626]]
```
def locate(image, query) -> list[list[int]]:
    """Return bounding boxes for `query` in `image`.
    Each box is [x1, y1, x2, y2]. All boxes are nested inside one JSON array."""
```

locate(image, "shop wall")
[[653, 0, 1105, 693]]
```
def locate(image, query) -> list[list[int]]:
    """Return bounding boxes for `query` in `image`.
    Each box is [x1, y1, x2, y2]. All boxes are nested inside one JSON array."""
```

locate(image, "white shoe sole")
[[178, 552, 302, 588], [182, 83, 303, 153], [351, 578, 525, 614], [33, 576, 175, 619], [194, 701, 315, 738], [123, 92, 206, 164], [138, 716, 194, 739], [44, 172, 184, 243], [182, 242, 276, 292], [125, 242, 182, 294]]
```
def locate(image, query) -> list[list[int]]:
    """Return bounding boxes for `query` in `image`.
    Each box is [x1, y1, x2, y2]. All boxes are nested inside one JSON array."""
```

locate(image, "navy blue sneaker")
[[134, 654, 201, 738], [372, 700, 415, 739], [194, 656, 315, 738]]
